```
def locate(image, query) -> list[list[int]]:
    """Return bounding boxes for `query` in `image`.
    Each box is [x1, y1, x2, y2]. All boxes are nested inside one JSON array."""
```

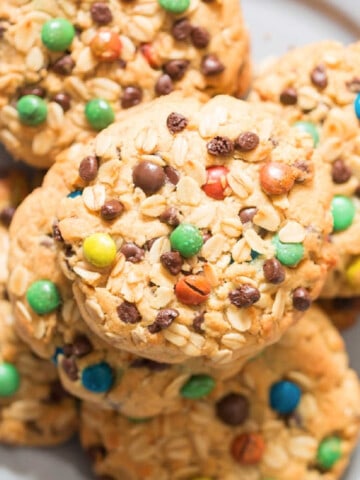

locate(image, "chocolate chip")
[[61, 356, 78, 381], [310, 65, 328, 89], [190, 26, 210, 48], [229, 284, 260, 308], [279, 87, 298, 105], [130, 358, 170, 371], [90, 2, 113, 24], [155, 74, 174, 96], [292, 287, 311, 311], [207, 136, 234, 156], [159, 206, 180, 226], [238, 207, 257, 224], [52, 92, 71, 112], [79, 155, 99, 182], [19, 85, 46, 98], [193, 311, 205, 333], [120, 242, 144, 263], [87, 445, 107, 463], [63, 344, 73, 357], [164, 166, 180, 185], [52, 223, 64, 242], [201, 54, 225, 75], [235, 132, 260, 151], [0, 206, 16, 227], [121, 86, 143, 109], [132, 161, 165, 195], [171, 18, 192, 41], [166, 112, 188, 134], [331, 158, 352, 184], [263, 258, 285, 284], [148, 308, 179, 334], [163, 59, 189, 81], [216, 393, 249, 426], [143, 237, 159, 251], [346, 77, 360, 93], [47, 380, 68, 403], [52, 55, 75, 75], [100, 199, 124, 221], [117, 301, 142, 324], [160, 251, 183, 275], [72, 335, 93, 357]]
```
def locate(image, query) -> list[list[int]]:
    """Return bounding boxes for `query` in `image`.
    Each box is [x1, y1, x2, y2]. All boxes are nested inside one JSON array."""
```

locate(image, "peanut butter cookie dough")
[[80, 306, 360, 480], [0, 0, 250, 168], [56, 94, 334, 365], [251, 41, 360, 298]]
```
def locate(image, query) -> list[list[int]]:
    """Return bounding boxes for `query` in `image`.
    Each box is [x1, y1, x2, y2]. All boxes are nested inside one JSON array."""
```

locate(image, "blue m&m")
[[269, 380, 301, 415], [81, 362, 114, 393]]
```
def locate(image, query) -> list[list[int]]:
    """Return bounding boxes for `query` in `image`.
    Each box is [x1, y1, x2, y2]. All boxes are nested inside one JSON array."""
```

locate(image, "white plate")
[[1, 0, 360, 478]]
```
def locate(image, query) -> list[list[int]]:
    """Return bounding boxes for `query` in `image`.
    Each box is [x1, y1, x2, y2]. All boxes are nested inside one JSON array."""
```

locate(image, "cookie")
[[80, 305, 360, 480], [55, 93, 334, 365], [251, 40, 360, 298], [0, 0, 250, 168], [9, 173, 246, 417], [0, 299, 77, 446]]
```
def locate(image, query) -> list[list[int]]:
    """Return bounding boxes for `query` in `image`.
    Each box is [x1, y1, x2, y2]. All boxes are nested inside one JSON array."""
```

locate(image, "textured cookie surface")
[[0, 0, 250, 167], [56, 93, 334, 365], [80, 305, 360, 480], [251, 41, 360, 298]]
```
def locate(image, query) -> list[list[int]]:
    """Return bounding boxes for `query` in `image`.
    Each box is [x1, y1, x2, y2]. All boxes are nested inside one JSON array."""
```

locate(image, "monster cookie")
[[0, 299, 77, 446], [8, 169, 246, 417], [56, 93, 334, 365], [80, 305, 360, 480], [0, 0, 250, 168], [252, 40, 360, 298]]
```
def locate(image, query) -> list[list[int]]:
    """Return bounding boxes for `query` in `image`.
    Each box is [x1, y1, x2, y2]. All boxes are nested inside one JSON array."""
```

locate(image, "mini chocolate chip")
[[172, 18, 192, 41], [143, 237, 159, 251], [284, 411, 303, 428], [193, 311, 205, 333], [0, 24, 6, 38], [100, 199, 124, 221], [292, 287, 311, 311], [130, 358, 170, 371], [72, 335, 93, 357], [79, 155, 99, 182], [61, 356, 78, 381], [279, 87, 298, 105], [238, 207, 257, 224], [235, 131, 260, 151], [355, 185, 360, 198], [148, 308, 179, 334], [121, 86, 143, 109], [52, 92, 71, 112], [117, 58, 127, 69], [163, 59, 189, 81], [201, 54, 225, 75], [47, 380, 68, 403], [0, 206, 16, 227], [159, 206, 180, 226], [310, 65, 328, 89], [160, 251, 183, 275], [120, 242, 144, 263], [63, 344, 73, 357], [19, 85, 46, 98], [52, 223, 64, 242], [155, 74, 174, 96], [190, 26, 210, 48], [132, 161, 166, 195], [216, 392, 249, 426], [117, 301, 142, 324], [52, 55, 75, 75], [331, 158, 352, 184], [346, 77, 360, 93], [202, 232, 211, 243], [263, 258, 285, 284], [87, 445, 107, 463], [164, 166, 180, 185], [166, 112, 188, 134], [64, 244, 75, 257], [207, 136, 234, 156], [229, 284, 260, 308], [90, 2, 113, 24], [293, 159, 312, 183]]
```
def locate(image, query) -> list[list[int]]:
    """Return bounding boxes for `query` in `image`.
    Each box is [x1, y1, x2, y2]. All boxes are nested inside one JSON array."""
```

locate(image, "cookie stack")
[[0, 1, 360, 480]]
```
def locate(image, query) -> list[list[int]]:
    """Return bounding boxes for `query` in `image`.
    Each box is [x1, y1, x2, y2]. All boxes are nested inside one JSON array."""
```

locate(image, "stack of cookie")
[[1, 1, 360, 480]]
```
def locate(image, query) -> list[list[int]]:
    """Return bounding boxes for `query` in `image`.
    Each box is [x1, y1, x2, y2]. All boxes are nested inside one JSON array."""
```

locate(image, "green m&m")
[[180, 374, 215, 399], [158, 0, 190, 14], [317, 436, 342, 470], [41, 18, 75, 52], [0, 363, 20, 397], [83, 233, 117, 268], [170, 223, 203, 258], [331, 195, 355, 232], [85, 99, 115, 131], [293, 121, 320, 147], [26, 280, 61, 315], [272, 234, 304, 267], [17, 95, 47, 126]]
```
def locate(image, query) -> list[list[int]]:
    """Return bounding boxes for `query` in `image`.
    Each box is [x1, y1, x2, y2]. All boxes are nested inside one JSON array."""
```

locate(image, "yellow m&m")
[[83, 233, 116, 268]]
